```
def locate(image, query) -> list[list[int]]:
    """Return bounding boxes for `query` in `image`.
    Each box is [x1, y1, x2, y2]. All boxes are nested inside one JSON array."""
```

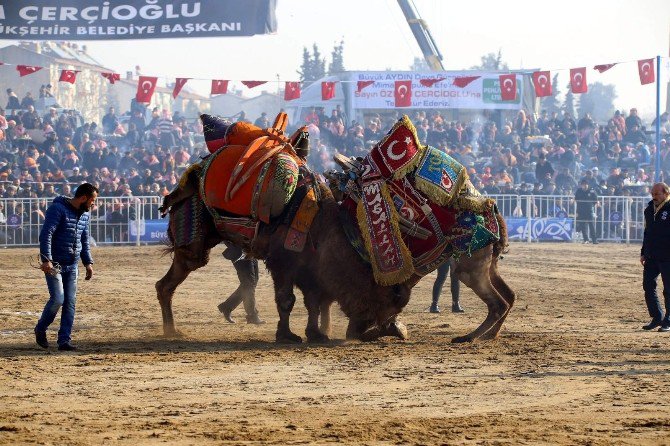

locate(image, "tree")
[[576, 82, 617, 122], [297, 43, 327, 87], [470, 49, 509, 71], [540, 73, 561, 115], [328, 40, 345, 75], [564, 83, 576, 118]]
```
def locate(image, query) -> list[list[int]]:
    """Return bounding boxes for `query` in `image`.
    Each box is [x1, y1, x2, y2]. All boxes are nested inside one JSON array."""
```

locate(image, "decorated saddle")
[[333, 116, 501, 286], [163, 112, 320, 252]]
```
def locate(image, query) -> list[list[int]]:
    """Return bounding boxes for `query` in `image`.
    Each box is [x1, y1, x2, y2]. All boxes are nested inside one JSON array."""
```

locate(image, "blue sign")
[[129, 219, 168, 243], [506, 217, 573, 241]]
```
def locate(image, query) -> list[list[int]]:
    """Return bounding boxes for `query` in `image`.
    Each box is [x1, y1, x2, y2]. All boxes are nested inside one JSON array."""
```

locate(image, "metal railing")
[[0, 194, 649, 247], [0, 195, 165, 247]]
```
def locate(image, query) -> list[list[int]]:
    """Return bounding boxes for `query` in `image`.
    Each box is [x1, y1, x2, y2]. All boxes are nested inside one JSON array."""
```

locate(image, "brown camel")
[[156, 171, 410, 343]]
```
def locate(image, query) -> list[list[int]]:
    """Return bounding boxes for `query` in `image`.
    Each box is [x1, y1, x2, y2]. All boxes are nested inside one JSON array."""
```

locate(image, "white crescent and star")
[[397, 84, 408, 97], [503, 78, 514, 91], [573, 72, 583, 85], [141, 80, 154, 92], [641, 62, 651, 75], [538, 74, 548, 86]]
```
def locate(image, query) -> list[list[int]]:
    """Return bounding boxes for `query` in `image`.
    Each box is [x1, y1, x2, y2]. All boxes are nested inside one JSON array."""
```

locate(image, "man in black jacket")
[[641, 182, 670, 332], [574, 179, 599, 244], [217, 243, 264, 325]]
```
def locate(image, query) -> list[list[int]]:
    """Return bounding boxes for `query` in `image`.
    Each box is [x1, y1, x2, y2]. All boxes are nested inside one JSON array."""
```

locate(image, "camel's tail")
[[492, 209, 509, 260]]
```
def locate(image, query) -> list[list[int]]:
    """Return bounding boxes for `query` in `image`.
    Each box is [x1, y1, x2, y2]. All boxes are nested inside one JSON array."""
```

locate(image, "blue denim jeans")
[[35, 266, 78, 346], [642, 258, 670, 325]]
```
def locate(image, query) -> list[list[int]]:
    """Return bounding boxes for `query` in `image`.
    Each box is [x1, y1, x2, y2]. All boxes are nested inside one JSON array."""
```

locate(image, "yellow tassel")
[[356, 182, 414, 286]]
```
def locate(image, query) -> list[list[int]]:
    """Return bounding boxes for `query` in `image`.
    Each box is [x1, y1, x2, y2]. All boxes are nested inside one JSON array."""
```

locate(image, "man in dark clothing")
[[431, 258, 463, 313], [575, 179, 599, 244], [640, 182, 670, 332], [217, 243, 264, 325], [35, 183, 98, 351]]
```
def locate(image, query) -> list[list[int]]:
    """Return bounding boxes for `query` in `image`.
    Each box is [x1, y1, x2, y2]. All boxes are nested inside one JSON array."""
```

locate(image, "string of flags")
[[0, 57, 660, 107]]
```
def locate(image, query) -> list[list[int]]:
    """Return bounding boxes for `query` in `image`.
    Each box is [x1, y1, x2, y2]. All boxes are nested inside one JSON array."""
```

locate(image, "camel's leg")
[[303, 291, 329, 343], [319, 300, 332, 338], [155, 247, 209, 337], [452, 247, 509, 343], [268, 269, 302, 344], [480, 261, 516, 340]]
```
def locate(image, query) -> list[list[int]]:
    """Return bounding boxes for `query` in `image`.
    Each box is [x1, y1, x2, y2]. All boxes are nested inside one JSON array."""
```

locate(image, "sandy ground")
[[1, 242, 670, 445]]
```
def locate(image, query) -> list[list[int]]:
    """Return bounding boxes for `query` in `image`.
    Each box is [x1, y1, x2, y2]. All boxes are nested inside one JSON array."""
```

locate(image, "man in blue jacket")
[[35, 183, 98, 351], [641, 182, 670, 332]]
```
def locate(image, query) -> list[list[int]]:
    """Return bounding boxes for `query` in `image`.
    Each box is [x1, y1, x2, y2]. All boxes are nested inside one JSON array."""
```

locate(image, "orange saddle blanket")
[[200, 137, 300, 224]]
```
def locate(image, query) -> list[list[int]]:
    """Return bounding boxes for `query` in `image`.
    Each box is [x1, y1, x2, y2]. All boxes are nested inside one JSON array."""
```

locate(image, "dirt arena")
[[1, 242, 669, 445]]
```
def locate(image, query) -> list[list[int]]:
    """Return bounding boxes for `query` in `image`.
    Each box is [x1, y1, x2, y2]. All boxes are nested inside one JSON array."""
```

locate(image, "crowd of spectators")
[[1, 84, 669, 243]]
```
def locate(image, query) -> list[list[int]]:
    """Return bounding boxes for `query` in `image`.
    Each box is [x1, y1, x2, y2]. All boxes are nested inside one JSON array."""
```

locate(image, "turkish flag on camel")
[[284, 82, 301, 101], [569, 67, 587, 94], [59, 70, 79, 84], [394, 80, 412, 107], [101, 72, 120, 84], [172, 78, 190, 99], [499, 74, 517, 101], [135, 76, 158, 103], [211, 80, 229, 95], [638, 59, 655, 85], [321, 81, 336, 100], [532, 71, 552, 97], [16, 65, 42, 77]]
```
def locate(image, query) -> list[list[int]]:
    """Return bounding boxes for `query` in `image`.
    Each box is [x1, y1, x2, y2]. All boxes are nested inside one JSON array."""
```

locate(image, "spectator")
[[6, 88, 21, 110]]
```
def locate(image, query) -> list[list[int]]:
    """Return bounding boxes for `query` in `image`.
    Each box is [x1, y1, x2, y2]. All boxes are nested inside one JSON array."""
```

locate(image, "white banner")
[[348, 71, 523, 110]]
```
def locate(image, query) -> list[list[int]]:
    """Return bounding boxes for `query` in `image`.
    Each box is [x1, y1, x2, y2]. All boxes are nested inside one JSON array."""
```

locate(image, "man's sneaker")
[[217, 303, 235, 324], [429, 304, 441, 314], [35, 330, 48, 349], [452, 302, 465, 313], [642, 320, 662, 330], [659, 325, 670, 332], [57, 343, 77, 351], [246, 314, 266, 325]]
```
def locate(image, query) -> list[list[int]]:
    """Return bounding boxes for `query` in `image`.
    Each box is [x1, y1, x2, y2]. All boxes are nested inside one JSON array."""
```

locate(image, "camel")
[[156, 163, 411, 343]]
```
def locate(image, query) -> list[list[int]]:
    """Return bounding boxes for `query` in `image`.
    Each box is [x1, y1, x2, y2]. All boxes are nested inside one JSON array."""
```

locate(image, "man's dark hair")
[[74, 183, 99, 198]]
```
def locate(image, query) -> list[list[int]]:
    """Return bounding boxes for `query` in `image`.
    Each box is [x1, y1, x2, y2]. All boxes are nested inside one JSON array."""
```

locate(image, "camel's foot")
[[380, 320, 408, 340], [359, 325, 382, 342], [451, 334, 475, 343], [276, 328, 303, 344], [306, 327, 330, 344], [163, 326, 184, 338]]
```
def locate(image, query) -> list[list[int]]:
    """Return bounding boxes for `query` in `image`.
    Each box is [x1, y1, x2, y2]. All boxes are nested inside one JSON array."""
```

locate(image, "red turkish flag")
[[284, 82, 301, 101], [638, 58, 655, 85], [419, 77, 445, 87], [453, 76, 481, 88], [101, 72, 120, 84], [16, 65, 42, 77], [59, 70, 79, 84], [499, 74, 517, 101], [321, 81, 336, 100], [241, 81, 266, 89], [394, 80, 412, 107], [570, 67, 587, 94], [211, 80, 229, 95], [357, 80, 374, 93], [532, 71, 552, 97], [172, 78, 190, 99], [135, 76, 158, 103], [593, 63, 616, 73]]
